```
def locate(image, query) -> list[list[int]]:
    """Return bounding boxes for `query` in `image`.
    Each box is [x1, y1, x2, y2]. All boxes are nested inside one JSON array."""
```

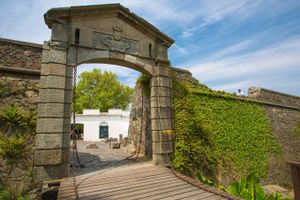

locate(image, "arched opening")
[[70, 61, 151, 175]]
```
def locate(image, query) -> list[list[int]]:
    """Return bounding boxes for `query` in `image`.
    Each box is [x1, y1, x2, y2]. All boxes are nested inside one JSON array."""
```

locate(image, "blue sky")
[[0, 0, 300, 95]]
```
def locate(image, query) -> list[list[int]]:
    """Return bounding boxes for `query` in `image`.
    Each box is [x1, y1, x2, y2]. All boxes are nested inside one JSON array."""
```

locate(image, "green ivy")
[[0, 135, 30, 165], [0, 104, 36, 135], [225, 173, 291, 200], [172, 75, 280, 182], [0, 105, 36, 198], [136, 74, 151, 96]]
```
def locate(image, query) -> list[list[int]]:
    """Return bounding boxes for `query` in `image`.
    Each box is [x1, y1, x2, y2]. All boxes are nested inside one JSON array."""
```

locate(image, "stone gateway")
[[34, 4, 175, 183]]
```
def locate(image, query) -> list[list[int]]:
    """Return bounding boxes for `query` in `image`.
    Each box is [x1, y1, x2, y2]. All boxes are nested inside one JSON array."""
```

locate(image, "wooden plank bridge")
[[57, 163, 232, 200]]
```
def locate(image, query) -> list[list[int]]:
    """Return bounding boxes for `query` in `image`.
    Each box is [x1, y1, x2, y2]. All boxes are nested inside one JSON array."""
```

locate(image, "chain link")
[[70, 66, 83, 199]]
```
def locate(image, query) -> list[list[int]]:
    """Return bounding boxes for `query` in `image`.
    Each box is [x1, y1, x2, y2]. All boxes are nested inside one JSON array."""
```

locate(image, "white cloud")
[[183, 36, 300, 95]]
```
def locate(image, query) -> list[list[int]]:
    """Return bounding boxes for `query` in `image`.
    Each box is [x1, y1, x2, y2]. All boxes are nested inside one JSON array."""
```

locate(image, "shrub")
[[0, 104, 36, 135], [225, 173, 291, 200], [0, 135, 31, 165]]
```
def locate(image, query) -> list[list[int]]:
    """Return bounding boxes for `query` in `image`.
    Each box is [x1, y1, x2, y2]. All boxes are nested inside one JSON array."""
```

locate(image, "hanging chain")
[[70, 65, 83, 200], [71, 66, 82, 167]]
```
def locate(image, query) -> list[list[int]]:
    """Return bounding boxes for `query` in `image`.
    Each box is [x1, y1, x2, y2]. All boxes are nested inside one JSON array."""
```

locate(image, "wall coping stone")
[[0, 65, 41, 76], [250, 87, 300, 100], [171, 66, 192, 75], [192, 91, 299, 110], [0, 37, 43, 49]]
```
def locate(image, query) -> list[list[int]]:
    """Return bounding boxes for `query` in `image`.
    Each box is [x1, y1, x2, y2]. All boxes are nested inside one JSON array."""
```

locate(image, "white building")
[[75, 109, 130, 141]]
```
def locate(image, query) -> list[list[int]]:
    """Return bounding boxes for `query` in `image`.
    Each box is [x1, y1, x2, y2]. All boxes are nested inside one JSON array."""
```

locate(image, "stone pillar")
[[33, 39, 72, 184], [151, 62, 175, 164]]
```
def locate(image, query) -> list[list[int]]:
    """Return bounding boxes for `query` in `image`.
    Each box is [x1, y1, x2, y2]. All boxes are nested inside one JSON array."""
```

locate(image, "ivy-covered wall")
[[172, 72, 279, 185], [171, 68, 300, 187]]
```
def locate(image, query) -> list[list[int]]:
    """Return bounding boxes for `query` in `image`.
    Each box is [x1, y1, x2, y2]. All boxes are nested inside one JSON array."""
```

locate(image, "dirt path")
[[71, 140, 147, 176]]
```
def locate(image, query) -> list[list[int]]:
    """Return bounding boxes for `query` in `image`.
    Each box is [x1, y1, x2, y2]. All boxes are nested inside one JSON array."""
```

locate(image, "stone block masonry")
[[0, 38, 42, 109], [0, 38, 43, 191], [0, 38, 42, 71], [248, 87, 300, 187]]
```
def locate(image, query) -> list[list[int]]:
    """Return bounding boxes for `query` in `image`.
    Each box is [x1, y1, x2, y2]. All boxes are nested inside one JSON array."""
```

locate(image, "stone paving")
[[71, 140, 148, 176]]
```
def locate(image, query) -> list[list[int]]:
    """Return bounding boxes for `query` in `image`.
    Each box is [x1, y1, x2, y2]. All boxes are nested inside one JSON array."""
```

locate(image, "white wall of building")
[[75, 109, 130, 142]]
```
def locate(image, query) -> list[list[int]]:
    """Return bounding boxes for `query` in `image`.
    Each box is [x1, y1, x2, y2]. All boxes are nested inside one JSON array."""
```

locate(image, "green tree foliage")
[[75, 69, 134, 113], [171, 75, 280, 182]]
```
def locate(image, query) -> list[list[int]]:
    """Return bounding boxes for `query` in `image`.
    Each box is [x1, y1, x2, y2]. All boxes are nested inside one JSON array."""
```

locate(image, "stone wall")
[[0, 38, 42, 193], [127, 82, 152, 158], [0, 38, 42, 109], [248, 87, 300, 187], [0, 38, 42, 71], [249, 87, 300, 107]]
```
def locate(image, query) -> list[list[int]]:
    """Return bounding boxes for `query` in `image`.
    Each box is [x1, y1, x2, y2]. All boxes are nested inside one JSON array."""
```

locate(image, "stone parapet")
[[0, 38, 42, 71], [249, 87, 300, 108]]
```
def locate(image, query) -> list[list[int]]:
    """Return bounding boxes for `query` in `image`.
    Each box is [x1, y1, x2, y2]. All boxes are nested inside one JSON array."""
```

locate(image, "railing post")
[[287, 161, 300, 200]]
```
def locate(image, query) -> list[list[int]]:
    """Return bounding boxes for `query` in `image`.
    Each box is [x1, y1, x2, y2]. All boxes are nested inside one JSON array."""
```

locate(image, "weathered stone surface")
[[51, 23, 69, 42], [34, 148, 69, 165], [151, 76, 171, 87], [263, 107, 300, 187], [34, 163, 69, 183], [151, 107, 173, 119], [153, 65, 171, 76], [151, 119, 174, 131], [127, 82, 152, 158], [35, 133, 70, 149], [0, 76, 39, 108], [151, 86, 171, 97], [152, 153, 172, 165], [152, 130, 174, 142], [38, 88, 72, 103], [40, 75, 68, 89], [151, 96, 172, 107], [36, 118, 71, 133], [40, 63, 73, 77], [152, 140, 174, 154], [67, 46, 109, 66], [37, 103, 71, 118], [249, 87, 300, 107], [41, 42, 67, 64], [0, 38, 42, 70]]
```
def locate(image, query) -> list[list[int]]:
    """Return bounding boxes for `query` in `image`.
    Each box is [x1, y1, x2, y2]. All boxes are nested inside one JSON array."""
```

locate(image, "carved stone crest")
[[102, 27, 130, 52], [93, 27, 139, 54]]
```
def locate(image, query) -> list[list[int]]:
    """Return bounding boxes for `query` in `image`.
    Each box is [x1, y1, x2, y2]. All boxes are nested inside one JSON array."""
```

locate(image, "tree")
[[75, 69, 134, 113]]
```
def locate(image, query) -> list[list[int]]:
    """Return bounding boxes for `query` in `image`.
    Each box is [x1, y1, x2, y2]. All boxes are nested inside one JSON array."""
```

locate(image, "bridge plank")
[[57, 163, 229, 200]]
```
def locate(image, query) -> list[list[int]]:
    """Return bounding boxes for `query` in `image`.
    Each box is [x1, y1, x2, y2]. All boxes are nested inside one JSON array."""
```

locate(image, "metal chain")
[[70, 66, 83, 200], [71, 66, 82, 167]]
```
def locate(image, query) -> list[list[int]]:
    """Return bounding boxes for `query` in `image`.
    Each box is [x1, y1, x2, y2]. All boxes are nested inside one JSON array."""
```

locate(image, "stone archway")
[[34, 4, 175, 183]]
